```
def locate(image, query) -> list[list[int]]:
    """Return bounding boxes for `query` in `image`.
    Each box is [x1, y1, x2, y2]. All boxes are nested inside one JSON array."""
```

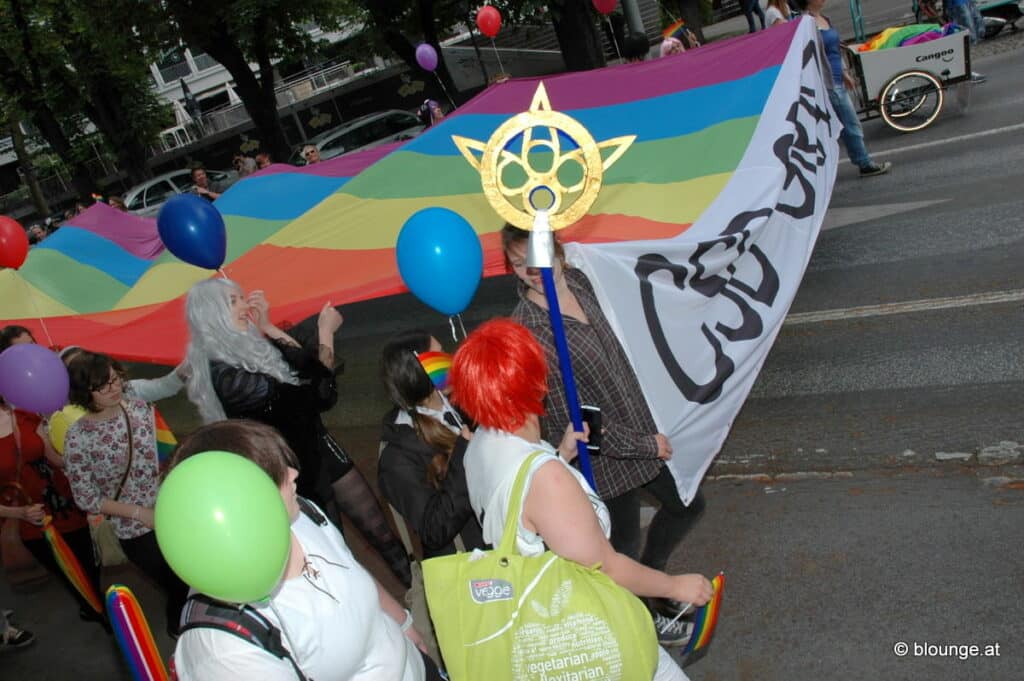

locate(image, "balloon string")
[[448, 316, 458, 344], [19, 274, 55, 348], [217, 267, 228, 279], [489, 38, 506, 75], [605, 18, 623, 62], [433, 74, 457, 111], [456, 313, 467, 341]]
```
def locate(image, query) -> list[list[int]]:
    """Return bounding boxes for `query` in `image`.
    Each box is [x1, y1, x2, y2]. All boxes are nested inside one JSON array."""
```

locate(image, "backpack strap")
[[297, 495, 328, 526], [179, 594, 309, 681]]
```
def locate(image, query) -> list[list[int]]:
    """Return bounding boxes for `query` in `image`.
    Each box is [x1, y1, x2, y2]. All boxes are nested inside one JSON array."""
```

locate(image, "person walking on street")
[[794, 0, 892, 177]]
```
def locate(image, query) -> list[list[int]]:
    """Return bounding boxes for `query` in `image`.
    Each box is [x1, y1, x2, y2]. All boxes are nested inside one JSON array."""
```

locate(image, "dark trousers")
[[24, 526, 103, 616], [741, 0, 767, 32], [606, 467, 706, 572], [120, 530, 190, 635]]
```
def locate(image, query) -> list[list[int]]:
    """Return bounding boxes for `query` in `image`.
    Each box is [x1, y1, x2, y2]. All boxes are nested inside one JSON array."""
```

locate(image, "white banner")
[[568, 19, 840, 504]]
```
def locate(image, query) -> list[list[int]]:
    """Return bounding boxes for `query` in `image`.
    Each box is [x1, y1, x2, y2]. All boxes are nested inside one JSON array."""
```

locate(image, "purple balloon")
[[0, 344, 69, 414], [416, 43, 439, 72]]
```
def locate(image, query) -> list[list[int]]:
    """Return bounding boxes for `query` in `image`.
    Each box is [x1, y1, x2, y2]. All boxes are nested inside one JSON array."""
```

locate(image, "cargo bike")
[[842, 29, 972, 132]]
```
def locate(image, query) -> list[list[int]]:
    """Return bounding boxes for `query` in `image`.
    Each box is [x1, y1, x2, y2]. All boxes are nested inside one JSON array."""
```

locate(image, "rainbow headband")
[[416, 351, 453, 390]]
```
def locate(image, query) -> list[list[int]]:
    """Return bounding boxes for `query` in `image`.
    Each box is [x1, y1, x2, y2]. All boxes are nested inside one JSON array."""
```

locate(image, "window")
[[384, 113, 420, 134], [156, 47, 192, 84], [144, 181, 177, 208]]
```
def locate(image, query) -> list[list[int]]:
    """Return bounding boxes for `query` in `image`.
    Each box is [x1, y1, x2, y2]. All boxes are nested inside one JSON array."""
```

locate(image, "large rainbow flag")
[[4, 20, 816, 365], [2, 20, 837, 501]]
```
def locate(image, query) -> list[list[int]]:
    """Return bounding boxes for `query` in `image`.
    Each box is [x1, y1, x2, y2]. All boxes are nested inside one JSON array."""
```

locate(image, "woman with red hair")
[[450, 319, 713, 681]]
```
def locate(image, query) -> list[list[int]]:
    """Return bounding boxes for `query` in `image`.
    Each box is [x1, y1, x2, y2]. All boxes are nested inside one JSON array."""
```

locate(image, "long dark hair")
[[381, 329, 458, 489]]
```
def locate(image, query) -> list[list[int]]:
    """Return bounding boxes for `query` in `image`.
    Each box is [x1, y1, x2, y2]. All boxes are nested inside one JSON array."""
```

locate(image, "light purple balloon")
[[0, 344, 69, 414], [416, 43, 439, 72]]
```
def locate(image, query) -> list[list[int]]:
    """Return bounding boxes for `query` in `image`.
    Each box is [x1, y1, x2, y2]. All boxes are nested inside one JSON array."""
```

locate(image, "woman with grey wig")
[[184, 278, 411, 587]]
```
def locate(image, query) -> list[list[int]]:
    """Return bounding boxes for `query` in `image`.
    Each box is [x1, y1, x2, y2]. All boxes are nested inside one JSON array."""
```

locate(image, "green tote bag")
[[422, 451, 658, 681]]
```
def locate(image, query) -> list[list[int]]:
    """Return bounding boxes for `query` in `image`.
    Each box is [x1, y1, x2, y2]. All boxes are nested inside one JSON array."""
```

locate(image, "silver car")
[[291, 110, 425, 165], [123, 168, 237, 217]]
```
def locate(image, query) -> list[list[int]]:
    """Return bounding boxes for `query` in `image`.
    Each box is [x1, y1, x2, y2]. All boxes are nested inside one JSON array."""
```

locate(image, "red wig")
[[450, 318, 548, 432]]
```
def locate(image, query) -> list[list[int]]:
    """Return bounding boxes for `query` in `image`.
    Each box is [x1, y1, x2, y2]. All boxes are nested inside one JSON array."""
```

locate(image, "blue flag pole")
[[528, 210, 596, 489]]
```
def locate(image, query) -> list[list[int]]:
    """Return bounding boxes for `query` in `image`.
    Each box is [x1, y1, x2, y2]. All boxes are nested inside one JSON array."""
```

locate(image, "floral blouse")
[[64, 398, 160, 539]]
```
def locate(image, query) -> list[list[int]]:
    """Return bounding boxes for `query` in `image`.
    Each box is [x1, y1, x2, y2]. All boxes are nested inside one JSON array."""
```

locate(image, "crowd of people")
[[0, 234, 716, 677]]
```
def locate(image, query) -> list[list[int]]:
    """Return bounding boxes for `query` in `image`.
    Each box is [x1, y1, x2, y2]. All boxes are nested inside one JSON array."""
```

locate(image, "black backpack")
[[174, 497, 329, 681]]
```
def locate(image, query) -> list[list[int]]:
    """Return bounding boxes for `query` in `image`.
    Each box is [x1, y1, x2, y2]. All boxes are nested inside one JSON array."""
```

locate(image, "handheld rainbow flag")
[[153, 408, 177, 465], [106, 584, 169, 681], [416, 351, 453, 390], [681, 572, 725, 655], [662, 18, 686, 38], [42, 518, 102, 614]]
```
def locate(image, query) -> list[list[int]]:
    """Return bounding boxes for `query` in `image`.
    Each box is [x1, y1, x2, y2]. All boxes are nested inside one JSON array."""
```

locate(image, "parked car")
[[290, 110, 425, 165], [123, 168, 237, 217]]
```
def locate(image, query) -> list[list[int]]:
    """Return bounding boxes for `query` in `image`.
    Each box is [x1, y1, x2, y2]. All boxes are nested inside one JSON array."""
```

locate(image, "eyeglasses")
[[91, 375, 122, 393], [303, 149, 317, 157]]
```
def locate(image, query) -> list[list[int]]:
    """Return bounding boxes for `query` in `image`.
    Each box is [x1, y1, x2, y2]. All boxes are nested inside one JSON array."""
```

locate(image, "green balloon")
[[155, 451, 291, 603]]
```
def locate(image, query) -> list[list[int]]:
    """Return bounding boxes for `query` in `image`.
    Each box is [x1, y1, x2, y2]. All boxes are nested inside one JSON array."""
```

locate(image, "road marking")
[[822, 199, 949, 231], [785, 289, 1024, 326], [845, 122, 1024, 162]]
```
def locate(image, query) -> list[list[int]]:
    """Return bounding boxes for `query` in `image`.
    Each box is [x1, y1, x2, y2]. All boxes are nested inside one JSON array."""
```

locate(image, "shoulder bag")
[[422, 451, 658, 681], [89, 404, 133, 567]]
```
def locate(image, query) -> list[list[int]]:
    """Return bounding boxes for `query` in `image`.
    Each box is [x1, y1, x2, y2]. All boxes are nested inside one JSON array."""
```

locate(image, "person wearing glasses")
[[63, 350, 189, 636], [301, 144, 321, 165]]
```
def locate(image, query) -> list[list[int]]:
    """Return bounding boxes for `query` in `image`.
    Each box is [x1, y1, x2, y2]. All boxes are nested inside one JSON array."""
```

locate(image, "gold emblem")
[[452, 83, 635, 231]]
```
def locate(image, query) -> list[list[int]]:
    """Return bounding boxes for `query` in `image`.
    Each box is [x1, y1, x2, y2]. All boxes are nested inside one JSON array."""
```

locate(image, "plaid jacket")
[[511, 268, 663, 499]]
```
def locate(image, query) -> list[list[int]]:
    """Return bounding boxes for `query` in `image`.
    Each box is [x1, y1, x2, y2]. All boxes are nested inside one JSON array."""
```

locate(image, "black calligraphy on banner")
[[635, 39, 834, 405]]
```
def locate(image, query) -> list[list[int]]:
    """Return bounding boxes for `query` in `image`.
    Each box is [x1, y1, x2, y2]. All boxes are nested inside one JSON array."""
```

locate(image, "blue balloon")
[[397, 208, 483, 315], [157, 194, 227, 269]]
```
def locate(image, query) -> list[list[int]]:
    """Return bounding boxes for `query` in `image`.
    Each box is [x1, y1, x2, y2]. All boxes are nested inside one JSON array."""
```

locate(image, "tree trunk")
[[676, 0, 707, 44], [416, 0, 462, 105], [550, 0, 607, 72], [9, 120, 50, 217]]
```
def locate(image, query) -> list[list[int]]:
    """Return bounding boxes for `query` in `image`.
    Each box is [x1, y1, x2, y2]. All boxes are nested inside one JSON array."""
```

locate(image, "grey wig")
[[185, 278, 299, 423]]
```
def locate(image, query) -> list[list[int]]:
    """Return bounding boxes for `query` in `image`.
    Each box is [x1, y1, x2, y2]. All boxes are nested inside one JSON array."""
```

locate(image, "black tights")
[[329, 467, 412, 588], [606, 468, 706, 572]]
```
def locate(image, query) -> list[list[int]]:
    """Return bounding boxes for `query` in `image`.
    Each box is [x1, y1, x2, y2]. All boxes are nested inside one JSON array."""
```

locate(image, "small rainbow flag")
[[106, 584, 168, 681], [43, 518, 102, 614], [154, 408, 176, 465], [681, 572, 725, 655], [416, 351, 453, 390], [662, 18, 686, 38]]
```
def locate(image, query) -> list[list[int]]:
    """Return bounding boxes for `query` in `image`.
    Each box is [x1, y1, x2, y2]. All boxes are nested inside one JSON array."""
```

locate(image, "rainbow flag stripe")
[[0, 22, 804, 366], [154, 408, 176, 464], [43, 519, 102, 614], [417, 350, 453, 390], [682, 572, 725, 655], [106, 584, 168, 681]]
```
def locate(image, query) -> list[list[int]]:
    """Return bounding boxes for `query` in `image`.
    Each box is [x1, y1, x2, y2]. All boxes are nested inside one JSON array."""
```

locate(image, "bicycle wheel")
[[879, 71, 944, 132]]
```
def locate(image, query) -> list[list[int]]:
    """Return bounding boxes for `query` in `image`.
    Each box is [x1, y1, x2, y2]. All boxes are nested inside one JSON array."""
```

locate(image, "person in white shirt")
[[449, 318, 715, 681], [169, 420, 442, 681]]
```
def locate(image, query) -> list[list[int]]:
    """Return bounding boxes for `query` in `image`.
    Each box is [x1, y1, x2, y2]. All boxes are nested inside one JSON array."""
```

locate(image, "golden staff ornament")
[[451, 83, 635, 232]]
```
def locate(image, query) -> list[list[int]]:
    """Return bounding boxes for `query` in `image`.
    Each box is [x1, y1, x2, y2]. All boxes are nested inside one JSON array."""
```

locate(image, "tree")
[[546, 0, 606, 71], [0, 0, 171, 197], [162, 0, 354, 162]]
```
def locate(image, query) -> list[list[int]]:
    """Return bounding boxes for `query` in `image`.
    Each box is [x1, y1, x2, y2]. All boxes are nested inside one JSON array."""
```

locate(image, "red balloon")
[[592, 0, 617, 15], [476, 5, 502, 38], [0, 216, 29, 270]]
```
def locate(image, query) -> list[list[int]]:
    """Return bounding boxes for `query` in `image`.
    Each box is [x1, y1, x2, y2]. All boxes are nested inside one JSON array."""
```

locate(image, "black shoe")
[[859, 161, 892, 177], [648, 597, 695, 620], [1, 625, 35, 650], [651, 610, 694, 648]]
